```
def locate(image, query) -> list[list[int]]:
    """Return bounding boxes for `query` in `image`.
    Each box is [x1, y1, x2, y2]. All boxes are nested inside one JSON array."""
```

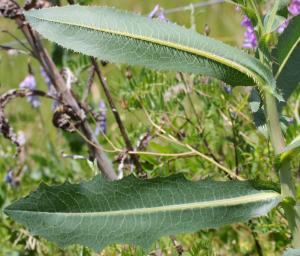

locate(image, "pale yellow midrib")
[[28, 14, 265, 86], [9, 192, 280, 217]]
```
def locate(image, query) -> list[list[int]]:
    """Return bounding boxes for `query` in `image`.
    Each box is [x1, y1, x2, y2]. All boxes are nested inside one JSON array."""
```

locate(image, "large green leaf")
[[5, 175, 281, 251], [250, 15, 300, 134], [274, 15, 300, 103], [25, 5, 275, 90], [283, 248, 300, 256]]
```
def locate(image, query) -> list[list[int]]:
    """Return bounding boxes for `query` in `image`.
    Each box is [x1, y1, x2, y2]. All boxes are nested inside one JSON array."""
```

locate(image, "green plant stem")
[[264, 91, 300, 247], [91, 58, 143, 175], [264, 93, 285, 155], [249, 0, 264, 33]]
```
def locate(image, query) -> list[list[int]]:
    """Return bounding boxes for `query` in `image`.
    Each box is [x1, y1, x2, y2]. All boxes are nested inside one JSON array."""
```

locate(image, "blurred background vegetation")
[[0, 0, 299, 255]]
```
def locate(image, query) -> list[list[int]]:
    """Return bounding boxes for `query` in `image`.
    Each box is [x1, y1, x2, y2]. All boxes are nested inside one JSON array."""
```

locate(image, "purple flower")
[[4, 170, 13, 184], [288, 0, 300, 16], [41, 67, 59, 110], [4, 170, 18, 187], [277, 18, 291, 33], [148, 4, 168, 22], [148, 4, 160, 18], [19, 74, 36, 90], [19, 74, 40, 108], [28, 96, 40, 108], [287, 116, 295, 125], [95, 101, 107, 135], [158, 11, 167, 22], [241, 16, 257, 49], [241, 15, 252, 27], [222, 82, 232, 94], [276, 0, 300, 34], [40, 67, 51, 88]]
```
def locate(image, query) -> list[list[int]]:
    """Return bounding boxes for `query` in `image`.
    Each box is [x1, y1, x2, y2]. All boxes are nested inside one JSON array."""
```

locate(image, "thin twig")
[[179, 72, 201, 125], [179, 73, 224, 164], [6, 5, 117, 180], [142, 106, 243, 180], [1, 29, 33, 53], [73, 126, 198, 158], [0, 89, 56, 107], [0, 89, 57, 157], [170, 235, 184, 255], [248, 221, 264, 256], [61, 151, 88, 160], [294, 93, 300, 124], [228, 109, 240, 175], [0, 44, 29, 55], [164, 0, 225, 14], [82, 66, 95, 104], [91, 57, 143, 175]]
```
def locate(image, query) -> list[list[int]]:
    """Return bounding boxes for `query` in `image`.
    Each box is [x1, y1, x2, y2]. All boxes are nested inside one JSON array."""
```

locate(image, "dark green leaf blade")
[[25, 5, 275, 89], [250, 15, 300, 134], [274, 15, 300, 104], [5, 175, 281, 251]]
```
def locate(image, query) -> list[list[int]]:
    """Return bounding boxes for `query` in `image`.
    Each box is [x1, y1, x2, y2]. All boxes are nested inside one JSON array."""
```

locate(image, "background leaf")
[[278, 0, 291, 11], [264, 13, 286, 33], [5, 174, 281, 252], [250, 15, 300, 134], [281, 134, 300, 161], [273, 15, 300, 104], [25, 5, 275, 89]]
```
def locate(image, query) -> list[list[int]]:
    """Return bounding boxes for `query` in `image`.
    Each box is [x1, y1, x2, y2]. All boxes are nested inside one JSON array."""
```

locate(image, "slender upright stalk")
[[250, 0, 300, 242], [91, 58, 143, 174], [5, 4, 117, 180], [264, 91, 300, 247]]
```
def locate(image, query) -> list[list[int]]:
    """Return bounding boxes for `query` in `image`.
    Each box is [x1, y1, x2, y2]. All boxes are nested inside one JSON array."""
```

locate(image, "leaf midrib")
[[6, 192, 280, 217], [275, 36, 300, 79], [27, 13, 266, 86]]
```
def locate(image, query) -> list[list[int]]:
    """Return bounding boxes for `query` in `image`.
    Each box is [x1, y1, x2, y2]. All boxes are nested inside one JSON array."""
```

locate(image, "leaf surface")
[[25, 5, 275, 89], [283, 248, 300, 256], [281, 134, 300, 161], [250, 15, 300, 134], [5, 175, 281, 251], [274, 15, 300, 103], [284, 134, 300, 153]]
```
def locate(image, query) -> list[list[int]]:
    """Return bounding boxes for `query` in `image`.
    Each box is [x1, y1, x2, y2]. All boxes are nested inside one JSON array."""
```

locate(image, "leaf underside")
[[25, 5, 275, 89], [283, 248, 300, 256], [5, 175, 281, 252]]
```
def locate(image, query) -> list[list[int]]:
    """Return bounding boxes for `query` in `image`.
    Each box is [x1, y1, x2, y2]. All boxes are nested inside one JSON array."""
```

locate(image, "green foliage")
[[263, 13, 285, 33], [273, 15, 300, 104], [250, 15, 300, 135], [1, 0, 300, 254], [282, 134, 300, 160], [24, 6, 275, 90], [5, 174, 281, 251]]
